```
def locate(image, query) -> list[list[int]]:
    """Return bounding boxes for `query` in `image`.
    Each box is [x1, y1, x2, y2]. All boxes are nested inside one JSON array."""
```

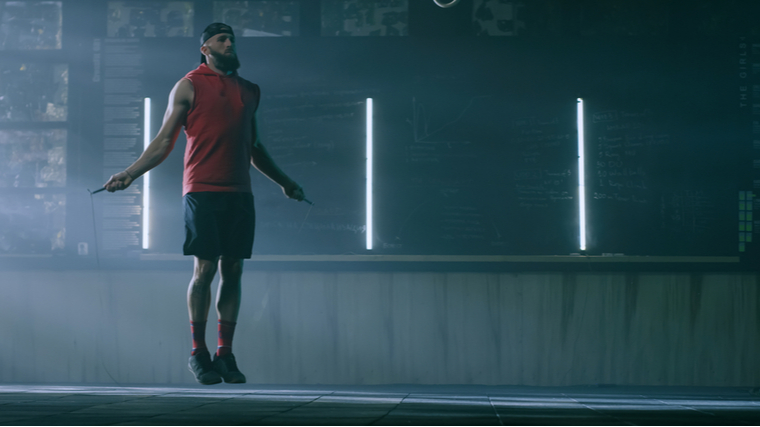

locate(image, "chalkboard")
[[375, 78, 578, 255], [254, 87, 368, 255], [584, 41, 742, 256], [142, 37, 744, 257]]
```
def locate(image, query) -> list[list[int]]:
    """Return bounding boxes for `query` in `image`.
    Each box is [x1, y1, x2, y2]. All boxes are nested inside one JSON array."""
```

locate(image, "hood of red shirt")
[[187, 63, 243, 107]]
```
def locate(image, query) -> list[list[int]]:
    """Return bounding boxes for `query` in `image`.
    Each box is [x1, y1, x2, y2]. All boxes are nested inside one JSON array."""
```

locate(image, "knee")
[[193, 260, 218, 285], [220, 258, 243, 281]]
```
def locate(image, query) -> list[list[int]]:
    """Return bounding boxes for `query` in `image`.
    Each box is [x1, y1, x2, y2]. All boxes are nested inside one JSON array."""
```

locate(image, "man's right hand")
[[104, 170, 135, 192]]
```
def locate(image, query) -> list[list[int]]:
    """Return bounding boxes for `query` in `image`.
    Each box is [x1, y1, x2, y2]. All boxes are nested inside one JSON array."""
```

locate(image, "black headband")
[[200, 23, 234, 64]]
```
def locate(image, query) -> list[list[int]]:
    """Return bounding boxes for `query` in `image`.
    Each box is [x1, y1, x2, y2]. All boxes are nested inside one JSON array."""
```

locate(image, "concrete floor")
[[0, 384, 759, 425]]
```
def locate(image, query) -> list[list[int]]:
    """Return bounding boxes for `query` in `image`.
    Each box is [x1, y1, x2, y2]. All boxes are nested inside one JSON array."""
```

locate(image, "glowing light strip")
[[366, 98, 373, 250], [577, 98, 586, 251], [143, 97, 151, 250]]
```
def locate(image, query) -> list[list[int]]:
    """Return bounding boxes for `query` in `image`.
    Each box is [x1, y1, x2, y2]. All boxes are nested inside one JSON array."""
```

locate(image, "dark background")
[[3, 0, 759, 267]]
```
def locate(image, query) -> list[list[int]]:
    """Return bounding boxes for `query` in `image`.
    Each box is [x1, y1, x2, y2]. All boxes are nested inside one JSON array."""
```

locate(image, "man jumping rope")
[[104, 23, 305, 385]]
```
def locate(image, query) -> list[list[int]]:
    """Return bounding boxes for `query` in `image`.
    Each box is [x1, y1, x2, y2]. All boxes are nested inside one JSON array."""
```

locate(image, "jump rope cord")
[[88, 189, 127, 390], [87, 188, 311, 389], [298, 201, 314, 234], [87, 189, 101, 270]]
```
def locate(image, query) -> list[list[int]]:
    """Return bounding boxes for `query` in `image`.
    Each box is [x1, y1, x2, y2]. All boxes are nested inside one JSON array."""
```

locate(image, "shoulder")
[[178, 77, 194, 89], [171, 78, 194, 106], [173, 77, 194, 94]]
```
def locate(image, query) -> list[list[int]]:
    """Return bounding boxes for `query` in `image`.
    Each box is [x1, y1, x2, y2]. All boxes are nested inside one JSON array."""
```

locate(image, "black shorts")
[[183, 192, 255, 259]]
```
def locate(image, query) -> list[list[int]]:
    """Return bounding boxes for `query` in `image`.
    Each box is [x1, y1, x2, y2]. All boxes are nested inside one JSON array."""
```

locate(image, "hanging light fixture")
[[433, 0, 460, 8]]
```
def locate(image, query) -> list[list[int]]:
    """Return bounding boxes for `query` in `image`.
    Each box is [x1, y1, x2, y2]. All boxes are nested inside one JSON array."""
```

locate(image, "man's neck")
[[205, 60, 234, 76]]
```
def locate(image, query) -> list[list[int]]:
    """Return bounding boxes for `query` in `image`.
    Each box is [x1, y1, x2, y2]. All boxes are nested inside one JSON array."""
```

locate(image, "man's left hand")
[[284, 183, 305, 201]]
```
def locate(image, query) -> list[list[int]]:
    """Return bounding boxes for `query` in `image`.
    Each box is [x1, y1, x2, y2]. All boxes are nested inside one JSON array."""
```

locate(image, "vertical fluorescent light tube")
[[142, 97, 151, 250], [577, 98, 586, 251], [366, 98, 373, 250]]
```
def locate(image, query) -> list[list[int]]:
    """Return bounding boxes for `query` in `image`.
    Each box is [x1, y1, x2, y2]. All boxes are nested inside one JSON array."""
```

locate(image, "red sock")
[[190, 321, 207, 356], [217, 320, 237, 357]]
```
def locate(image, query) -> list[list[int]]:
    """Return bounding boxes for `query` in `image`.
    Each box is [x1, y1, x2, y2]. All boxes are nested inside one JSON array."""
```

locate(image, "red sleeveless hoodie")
[[182, 63, 260, 195]]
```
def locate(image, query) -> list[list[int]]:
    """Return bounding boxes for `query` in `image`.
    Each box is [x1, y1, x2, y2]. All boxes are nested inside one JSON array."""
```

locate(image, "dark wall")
[[3, 0, 759, 267]]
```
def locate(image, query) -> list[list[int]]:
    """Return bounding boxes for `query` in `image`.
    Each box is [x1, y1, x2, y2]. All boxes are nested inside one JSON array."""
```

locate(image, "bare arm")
[[104, 78, 193, 192], [250, 113, 305, 201]]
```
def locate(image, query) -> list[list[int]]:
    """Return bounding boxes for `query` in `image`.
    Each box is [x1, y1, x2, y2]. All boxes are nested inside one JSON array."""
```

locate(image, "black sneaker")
[[188, 350, 222, 385], [213, 353, 247, 383]]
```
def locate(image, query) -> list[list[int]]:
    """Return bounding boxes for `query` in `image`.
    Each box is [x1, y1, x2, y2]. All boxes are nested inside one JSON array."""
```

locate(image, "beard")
[[209, 49, 240, 72]]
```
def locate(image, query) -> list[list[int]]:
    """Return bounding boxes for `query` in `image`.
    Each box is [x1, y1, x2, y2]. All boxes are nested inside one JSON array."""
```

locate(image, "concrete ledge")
[[138, 253, 742, 263]]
